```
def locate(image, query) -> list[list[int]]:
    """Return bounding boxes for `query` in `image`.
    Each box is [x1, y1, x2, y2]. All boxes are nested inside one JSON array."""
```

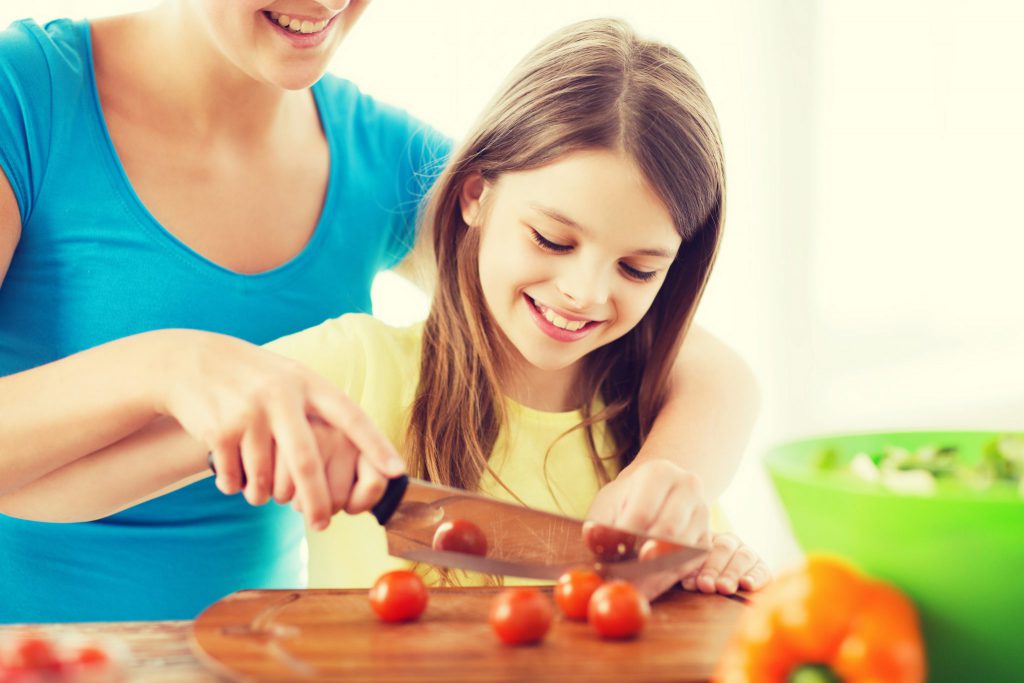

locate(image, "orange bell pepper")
[[714, 554, 926, 683]]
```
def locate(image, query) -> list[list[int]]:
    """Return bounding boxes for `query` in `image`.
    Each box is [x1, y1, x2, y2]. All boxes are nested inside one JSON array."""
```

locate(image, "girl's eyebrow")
[[530, 203, 677, 259]]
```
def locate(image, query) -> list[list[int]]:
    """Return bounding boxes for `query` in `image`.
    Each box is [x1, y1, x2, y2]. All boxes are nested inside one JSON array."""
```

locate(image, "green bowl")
[[765, 431, 1023, 682]]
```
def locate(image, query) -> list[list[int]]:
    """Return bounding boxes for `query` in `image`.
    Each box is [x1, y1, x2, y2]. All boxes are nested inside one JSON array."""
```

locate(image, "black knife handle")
[[371, 474, 409, 525], [210, 452, 406, 524]]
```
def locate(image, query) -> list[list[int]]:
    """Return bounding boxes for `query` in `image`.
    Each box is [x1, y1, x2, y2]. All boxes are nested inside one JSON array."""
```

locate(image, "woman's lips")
[[262, 10, 338, 48]]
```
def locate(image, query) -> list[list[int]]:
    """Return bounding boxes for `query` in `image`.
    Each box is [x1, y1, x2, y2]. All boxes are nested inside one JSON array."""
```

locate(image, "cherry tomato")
[[554, 569, 604, 621], [2, 635, 61, 672], [488, 588, 553, 645], [582, 521, 637, 561], [368, 570, 429, 623], [638, 538, 684, 561], [71, 645, 111, 667], [588, 580, 650, 639], [432, 518, 488, 557]]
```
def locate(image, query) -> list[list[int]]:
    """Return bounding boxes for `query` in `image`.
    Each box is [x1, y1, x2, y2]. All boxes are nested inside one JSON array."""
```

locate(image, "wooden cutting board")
[[191, 587, 746, 682]]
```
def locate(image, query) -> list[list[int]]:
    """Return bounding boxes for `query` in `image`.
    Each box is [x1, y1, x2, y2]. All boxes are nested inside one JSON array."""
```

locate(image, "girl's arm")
[[631, 325, 760, 499], [584, 326, 759, 554], [0, 328, 404, 527]]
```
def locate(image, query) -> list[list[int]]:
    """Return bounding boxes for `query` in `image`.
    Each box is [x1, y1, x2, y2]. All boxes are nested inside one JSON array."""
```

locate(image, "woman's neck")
[[94, 6, 304, 146]]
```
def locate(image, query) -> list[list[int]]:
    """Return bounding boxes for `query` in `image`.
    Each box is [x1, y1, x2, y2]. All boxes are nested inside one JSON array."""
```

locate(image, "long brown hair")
[[406, 18, 725, 493]]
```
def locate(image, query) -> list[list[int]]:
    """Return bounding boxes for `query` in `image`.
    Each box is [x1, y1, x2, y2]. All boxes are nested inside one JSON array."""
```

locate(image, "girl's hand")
[[153, 330, 404, 530], [285, 419, 397, 519], [586, 460, 712, 600], [587, 460, 711, 547], [680, 532, 771, 595]]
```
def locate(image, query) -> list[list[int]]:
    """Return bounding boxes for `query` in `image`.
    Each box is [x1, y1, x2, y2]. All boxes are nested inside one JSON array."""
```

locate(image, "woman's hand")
[[153, 330, 404, 530]]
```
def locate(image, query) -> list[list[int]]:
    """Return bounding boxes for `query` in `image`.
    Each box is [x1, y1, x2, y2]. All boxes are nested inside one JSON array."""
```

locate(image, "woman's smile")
[[261, 9, 342, 48]]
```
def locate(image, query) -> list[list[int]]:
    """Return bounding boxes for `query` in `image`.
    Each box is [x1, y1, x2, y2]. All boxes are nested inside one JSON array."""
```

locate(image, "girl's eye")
[[619, 262, 659, 282], [529, 228, 572, 253]]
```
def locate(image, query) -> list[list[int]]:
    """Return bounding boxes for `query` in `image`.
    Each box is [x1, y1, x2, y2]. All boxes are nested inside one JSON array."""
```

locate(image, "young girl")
[[267, 17, 770, 595], [0, 10, 762, 621]]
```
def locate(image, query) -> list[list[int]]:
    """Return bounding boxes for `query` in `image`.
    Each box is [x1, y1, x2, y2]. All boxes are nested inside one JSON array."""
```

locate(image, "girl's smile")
[[524, 293, 603, 341]]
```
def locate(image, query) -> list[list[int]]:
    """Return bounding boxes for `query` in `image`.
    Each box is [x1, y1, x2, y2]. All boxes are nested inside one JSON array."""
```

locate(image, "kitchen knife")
[[369, 474, 707, 581]]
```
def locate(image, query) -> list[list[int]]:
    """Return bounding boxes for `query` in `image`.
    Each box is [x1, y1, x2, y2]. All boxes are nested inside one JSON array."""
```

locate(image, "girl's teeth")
[[537, 302, 588, 332], [268, 11, 328, 34]]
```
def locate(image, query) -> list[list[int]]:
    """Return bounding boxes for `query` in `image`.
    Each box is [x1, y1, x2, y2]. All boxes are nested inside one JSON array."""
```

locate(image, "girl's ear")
[[459, 173, 487, 228]]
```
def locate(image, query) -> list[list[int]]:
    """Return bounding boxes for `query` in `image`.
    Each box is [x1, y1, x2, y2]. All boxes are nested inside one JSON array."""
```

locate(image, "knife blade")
[[369, 474, 707, 581]]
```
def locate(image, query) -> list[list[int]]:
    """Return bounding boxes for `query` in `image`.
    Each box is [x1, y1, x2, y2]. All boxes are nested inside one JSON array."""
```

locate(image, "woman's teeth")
[[533, 300, 589, 332], [268, 11, 329, 34]]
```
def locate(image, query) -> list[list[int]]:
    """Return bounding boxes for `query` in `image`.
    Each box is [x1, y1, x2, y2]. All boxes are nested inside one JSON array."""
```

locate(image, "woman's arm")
[[0, 327, 404, 527], [0, 417, 209, 522]]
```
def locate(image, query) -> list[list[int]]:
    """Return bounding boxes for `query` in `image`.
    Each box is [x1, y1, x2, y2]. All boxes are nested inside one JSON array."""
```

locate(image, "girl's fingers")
[[240, 420, 273, 506], [344, 452, 390, 515], [737, 561, 772, 592], [612, 475, 673, 534], [309, 385, 405, 478], [648, 492, 709, 548], [323, 434, 358, 515], [210, 441, 244, 495], [714, 544, 762, 595], [695, 533, 741, 594]]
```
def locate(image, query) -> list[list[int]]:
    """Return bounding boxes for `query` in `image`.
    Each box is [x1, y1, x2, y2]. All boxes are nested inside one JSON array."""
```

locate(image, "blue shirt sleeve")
[[0, 20, 56, 226], [381, 114, 452, 270]]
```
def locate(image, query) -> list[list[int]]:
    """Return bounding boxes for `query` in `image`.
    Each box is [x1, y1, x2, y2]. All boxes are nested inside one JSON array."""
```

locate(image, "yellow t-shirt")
[[266, 313, 621, 588]]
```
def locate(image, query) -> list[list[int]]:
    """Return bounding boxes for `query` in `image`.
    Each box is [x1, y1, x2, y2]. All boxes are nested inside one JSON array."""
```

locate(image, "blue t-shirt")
[[0, 18, 450, 623]]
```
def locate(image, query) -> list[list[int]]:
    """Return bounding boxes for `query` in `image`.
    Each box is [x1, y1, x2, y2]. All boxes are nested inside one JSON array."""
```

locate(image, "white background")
[[5, 1, 1023, 569]]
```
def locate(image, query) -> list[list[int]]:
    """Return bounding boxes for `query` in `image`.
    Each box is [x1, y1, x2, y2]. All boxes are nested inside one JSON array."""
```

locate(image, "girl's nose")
[[557, 263, 611, 311]]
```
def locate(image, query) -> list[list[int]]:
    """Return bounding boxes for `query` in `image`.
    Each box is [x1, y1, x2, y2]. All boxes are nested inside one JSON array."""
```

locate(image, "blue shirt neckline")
[[78, 18, 338, 284]]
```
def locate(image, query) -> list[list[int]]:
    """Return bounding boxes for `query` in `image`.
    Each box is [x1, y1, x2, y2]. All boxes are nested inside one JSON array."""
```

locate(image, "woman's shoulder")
[[313, 74, 451, 162], [0, 18, 89, 82]]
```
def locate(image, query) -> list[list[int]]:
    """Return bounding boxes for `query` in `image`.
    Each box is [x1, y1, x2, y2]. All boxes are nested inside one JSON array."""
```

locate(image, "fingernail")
[[740, 575, 753, 590], [719, 577, 737, 594], [389, 458, 405, 476]]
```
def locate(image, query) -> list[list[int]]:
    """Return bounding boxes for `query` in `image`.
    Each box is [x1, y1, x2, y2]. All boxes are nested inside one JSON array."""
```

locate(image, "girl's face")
[[187, 0, 370, 89], [463, 149, 681, 392]]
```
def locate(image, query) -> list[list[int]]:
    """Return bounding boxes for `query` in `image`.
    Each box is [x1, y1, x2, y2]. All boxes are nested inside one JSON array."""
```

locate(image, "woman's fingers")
[[240, 419, 273, 506], [272, 444, 295, 504], [309, 384, 405, 478], [269, 406, 332, 530]]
